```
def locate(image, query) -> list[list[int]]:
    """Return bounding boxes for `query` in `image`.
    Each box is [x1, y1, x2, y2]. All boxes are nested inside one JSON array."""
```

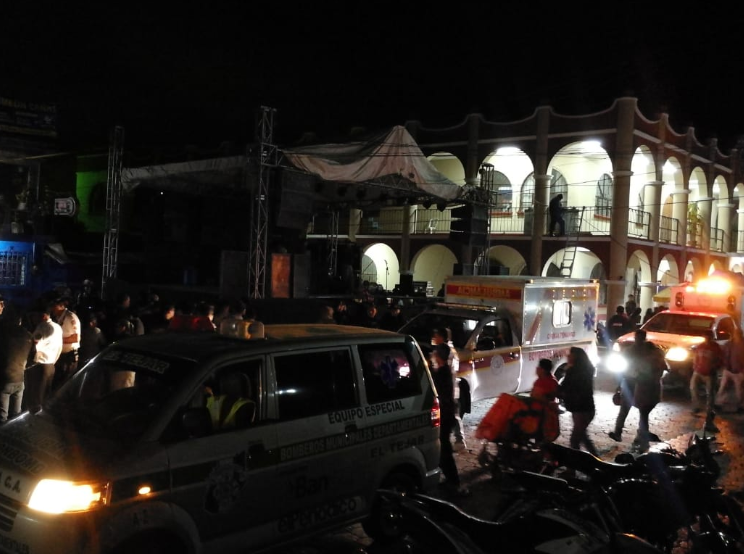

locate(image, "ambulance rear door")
[[522, 282, 600, 369]]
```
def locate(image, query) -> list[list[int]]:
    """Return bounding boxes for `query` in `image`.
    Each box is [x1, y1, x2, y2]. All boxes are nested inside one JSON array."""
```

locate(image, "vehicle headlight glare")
[[28, 479, 107, 513], [605, 352, 628, 373], [665, 347, 689, 363]]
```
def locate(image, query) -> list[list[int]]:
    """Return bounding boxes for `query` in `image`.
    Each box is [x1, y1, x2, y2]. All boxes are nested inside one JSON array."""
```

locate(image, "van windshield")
[[399, 313, 479, 349], [44, 348, 197, 442]]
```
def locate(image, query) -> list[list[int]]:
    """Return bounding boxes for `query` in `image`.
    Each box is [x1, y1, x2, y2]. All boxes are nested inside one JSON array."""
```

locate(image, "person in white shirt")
[[26, 304, 63, 413], [50, 297, 81, 391]]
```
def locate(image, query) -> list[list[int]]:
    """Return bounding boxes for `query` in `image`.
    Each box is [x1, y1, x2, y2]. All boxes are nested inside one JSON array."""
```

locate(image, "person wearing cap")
[[27, 303, 63, 413], [50, 297, 81, 391]]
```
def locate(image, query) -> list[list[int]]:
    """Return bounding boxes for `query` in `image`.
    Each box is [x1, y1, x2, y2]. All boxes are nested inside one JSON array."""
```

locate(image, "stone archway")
[[626, 249, 652, 314], [410, 244, 457, 294], [361, 243, 400, 292], [474, 245, 528, 276]]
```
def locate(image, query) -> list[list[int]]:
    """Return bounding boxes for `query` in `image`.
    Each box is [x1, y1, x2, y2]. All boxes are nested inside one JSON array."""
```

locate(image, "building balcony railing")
[[660, 215, 679, 245], [710, 228, 724, 253], [308, 204, 667, 245]]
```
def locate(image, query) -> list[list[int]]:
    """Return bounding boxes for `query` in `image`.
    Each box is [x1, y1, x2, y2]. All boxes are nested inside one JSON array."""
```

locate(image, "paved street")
[[274, 370, 744, 553]]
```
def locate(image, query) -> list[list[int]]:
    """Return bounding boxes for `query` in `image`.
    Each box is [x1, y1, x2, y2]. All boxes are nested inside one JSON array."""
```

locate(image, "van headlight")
[[28, 479, 108, 513], [665, 347, 689, 363], [611, 342, 621, 352]]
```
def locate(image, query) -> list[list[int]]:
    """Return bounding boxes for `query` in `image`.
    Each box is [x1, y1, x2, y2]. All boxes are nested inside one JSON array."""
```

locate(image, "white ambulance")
[[612, 275, 743, 387], [399, 275, 600, 401]]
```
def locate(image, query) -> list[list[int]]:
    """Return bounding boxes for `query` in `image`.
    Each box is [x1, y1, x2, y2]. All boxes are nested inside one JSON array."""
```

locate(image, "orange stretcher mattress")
[[474, 393, 559, 443]]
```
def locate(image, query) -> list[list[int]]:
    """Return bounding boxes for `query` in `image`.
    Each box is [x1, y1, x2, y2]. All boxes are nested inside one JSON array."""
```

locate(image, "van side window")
[[480, 320, 512, 347], [202, 360, 261, 432], [359, 344, 421, 403], [274, 349, 357, 420]]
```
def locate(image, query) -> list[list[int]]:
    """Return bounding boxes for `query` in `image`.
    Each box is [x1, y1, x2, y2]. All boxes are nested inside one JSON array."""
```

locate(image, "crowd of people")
[[600, 295, 668, 348], [0, 280, 417, 425], [0, 284, 269, 423]]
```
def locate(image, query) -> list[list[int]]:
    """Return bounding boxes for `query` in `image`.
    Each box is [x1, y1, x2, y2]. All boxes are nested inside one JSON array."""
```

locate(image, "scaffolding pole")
[[249, 107, 277, 299], [327, 210, 339, 277], [476, 162, 495, 274], [102, 126, 124, 301]]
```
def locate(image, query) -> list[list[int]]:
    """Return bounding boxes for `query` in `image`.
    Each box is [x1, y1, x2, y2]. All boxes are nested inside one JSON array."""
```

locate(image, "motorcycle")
[[376, 488, 665, 554], [527, 436, 744, 553]]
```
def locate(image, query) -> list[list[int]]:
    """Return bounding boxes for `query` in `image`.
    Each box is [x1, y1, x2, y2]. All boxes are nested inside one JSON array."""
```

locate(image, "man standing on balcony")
[[549, 194, 565, 236]]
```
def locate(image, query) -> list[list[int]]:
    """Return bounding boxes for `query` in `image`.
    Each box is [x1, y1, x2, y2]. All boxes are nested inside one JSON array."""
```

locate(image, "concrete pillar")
[[466, 114, 482, 185], [672, 189, 690, 246], [400, 204, 412, 273], [530, 106, 551, 276], [717, 203, 734, 252], [348, 209, 361, 241], [607, 97, 637, 313], [738, 208, 744, 252], [697, 196, 712, 253], [645, 180, 663, 282]]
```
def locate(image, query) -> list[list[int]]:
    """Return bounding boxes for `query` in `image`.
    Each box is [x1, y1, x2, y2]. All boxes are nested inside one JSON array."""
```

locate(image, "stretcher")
[[475, 393, 560, 477]]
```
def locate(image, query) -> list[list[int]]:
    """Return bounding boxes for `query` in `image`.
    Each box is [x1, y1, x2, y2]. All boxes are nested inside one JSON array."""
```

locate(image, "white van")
[[400, 275, 600, 401], [0, 324, 440, 554]]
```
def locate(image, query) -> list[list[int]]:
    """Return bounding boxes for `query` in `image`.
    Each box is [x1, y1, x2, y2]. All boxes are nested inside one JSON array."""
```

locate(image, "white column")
[[672, 189, 690, 246], [717, 203, 734, 252], [738, 209, 744, 252]]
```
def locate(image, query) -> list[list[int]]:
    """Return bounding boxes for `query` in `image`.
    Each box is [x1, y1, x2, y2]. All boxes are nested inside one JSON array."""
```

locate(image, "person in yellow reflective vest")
[[206, 372, 256, 430]]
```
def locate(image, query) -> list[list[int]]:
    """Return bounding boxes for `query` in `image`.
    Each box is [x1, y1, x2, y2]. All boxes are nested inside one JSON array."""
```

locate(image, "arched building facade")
[[325, 97, 744, 324]]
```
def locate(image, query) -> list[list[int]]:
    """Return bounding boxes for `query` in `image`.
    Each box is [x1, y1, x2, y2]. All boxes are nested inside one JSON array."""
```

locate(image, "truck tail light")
[[430, 397, 441, 428]]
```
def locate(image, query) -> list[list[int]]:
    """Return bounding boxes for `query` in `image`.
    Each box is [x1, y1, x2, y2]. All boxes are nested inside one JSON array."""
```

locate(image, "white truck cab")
[[399, 275, 600, 401], [611, 276, 742, 387]]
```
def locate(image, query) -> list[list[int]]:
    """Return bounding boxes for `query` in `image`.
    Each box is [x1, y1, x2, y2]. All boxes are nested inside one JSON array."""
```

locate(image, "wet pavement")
[[274, 370, 744, 553]]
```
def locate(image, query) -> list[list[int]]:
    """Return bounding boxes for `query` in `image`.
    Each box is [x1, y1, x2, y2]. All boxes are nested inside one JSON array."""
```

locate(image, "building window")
[[493, 171, 512, 211], [0, 250, 27, 286], [521, 169, 567, 211], [595, 173, 612, 217]]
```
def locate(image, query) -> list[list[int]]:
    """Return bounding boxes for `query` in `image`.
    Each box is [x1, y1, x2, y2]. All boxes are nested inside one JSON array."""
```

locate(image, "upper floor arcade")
[[309, 97, 744, 257]]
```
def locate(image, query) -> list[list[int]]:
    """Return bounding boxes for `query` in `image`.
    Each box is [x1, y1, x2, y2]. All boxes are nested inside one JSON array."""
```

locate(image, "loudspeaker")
[[277, 170, 317, 230], [220, 250, 250, 299], [399, 273, 414, 295]]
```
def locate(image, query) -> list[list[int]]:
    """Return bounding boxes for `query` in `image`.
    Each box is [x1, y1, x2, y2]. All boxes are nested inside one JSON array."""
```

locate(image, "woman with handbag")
[[558, 347, 599, 457]]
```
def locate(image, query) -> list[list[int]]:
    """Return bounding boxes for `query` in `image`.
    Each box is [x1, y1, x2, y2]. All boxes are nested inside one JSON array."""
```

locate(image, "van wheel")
[[362, 471, 418, 543], [112, 531, 182, 554]]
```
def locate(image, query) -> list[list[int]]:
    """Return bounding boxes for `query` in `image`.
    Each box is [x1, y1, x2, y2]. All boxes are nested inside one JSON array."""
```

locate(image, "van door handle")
[[509, 351, 519, 359]]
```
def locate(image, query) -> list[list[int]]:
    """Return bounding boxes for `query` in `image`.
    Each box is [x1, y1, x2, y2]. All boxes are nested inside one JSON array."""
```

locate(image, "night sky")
[[3, 4, 744, 153]]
